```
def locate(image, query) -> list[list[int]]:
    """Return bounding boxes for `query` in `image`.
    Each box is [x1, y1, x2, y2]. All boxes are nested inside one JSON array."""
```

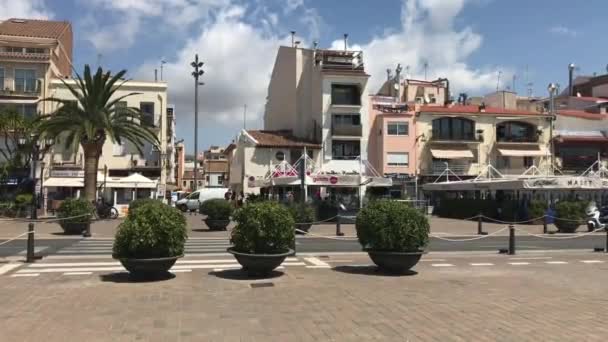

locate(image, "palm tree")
[[38, 65, 159, 203]]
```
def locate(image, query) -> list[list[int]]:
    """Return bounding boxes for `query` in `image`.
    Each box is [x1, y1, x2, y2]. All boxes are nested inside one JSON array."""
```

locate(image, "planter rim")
[[227, 247, 293, 258], [204, 218, 230, 222], [363, 249, 427, 255], [112, 254, 184, 262]]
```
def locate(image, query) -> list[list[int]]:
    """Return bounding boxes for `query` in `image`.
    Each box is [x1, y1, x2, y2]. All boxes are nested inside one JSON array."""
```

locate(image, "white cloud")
[[0, 0, 52, 20], [83, 0, 230, 52], [331, 0, 501, 96], [135, 4, 289, 127], [549, 25, 577, 37]]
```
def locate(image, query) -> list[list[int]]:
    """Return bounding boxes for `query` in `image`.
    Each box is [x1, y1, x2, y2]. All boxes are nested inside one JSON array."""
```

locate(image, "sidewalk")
[[0, 214, 578, 239], [2, 251, 608, 341]]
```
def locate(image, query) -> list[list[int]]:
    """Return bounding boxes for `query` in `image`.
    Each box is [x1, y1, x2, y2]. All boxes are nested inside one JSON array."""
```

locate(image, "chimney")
[[568, 63, 575, 96], [154, 69, 158, 82], [343, 33, 348, 51]]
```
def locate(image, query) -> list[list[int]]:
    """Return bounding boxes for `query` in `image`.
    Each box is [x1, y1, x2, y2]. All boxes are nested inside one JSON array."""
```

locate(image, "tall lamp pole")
[[191, 54, 204, 191], [547, 83, 559, 173]]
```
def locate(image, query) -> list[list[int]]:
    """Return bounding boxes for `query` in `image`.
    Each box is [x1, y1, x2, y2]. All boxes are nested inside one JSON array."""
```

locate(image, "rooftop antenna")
[[423, 60, 429, 80], [160, 59, 167, 81], [512, 74, 517, 93], [386, 68, 392, 82], [496, 70, 502, 91], [243, 104, 247, 130], [290, 31, 295, 47], [343, 33, 348, 51], [294, 40, 301, 48]]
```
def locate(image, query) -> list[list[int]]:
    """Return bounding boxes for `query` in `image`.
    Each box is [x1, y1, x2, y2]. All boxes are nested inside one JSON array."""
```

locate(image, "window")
[[332, 114, 361, 126], [5, 46, 23, 53], [183, 181, 187, 187], [387, 152, 409, 166], [387, 122, 409, 136], [524, 156, 534, 168], [331, 84, 361, 105], [432, 117, 475, 140], [218, 175, 224, 184], [496, 121, 536, 142], [0, 103, 38, 118], [14, 69, 36, 92], [25, 47, 45, 54], [139, 102, 155, 126], [0, 67, 4, 89], [332, 140, 360, 160], [275, 151, 285, 161], [186, 191, 199, 199]]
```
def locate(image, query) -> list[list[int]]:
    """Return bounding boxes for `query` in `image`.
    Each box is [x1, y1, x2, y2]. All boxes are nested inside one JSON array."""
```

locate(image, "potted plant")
[[200, 199, 233, 230], [57, 198, 94, 234], [228, 202, 295, 276], [554, 200, 586, 233], [356, 200, 429, 273], [527, 199, 548, 224], [113, 201, 187, 277], [128, 198, 160, 215], [288, 203, 315, 234]]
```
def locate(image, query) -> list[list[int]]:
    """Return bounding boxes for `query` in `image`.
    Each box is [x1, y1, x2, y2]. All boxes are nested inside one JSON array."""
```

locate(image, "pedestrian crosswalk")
[[54, 238, 233, 256]]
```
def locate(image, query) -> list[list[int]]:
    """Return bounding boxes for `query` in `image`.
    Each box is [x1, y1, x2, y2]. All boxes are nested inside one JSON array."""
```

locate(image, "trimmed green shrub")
[[287, 203, 315, 224], [554, 200, 587, 232], [316, 199, 338, 220], [199, 198, 233, 220], [528, 200, 548, 220], [57, 198, 93, 224], [230, 201, 295, 254], [356, 200, 429, 252], [128, 198, 161, 214], [113, 201, 187, 259]]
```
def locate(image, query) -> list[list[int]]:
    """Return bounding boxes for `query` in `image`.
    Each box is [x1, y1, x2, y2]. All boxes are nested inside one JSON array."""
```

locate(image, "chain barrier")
[[480, 215, 546, 225], [0, 230, 34, 246], [294, 228, 355, 240], [0, 213, 92, 223], [294, 215, 339, 225], [430, 227, 509, 242], [513, 226, 606, 240]]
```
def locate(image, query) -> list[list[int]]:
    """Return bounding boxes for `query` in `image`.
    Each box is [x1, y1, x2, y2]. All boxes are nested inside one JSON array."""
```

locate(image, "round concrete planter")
[[227, 248, 293, 277], [115, 255, 182, 278], [554, 219, 580, 233], [365, 250, 425, 274], [205, 219, 230, 231], [60, 222, 88, 235]]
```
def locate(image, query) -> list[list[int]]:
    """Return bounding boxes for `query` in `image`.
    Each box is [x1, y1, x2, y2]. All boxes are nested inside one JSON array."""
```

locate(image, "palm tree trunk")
[[82, 143, 101, 202]]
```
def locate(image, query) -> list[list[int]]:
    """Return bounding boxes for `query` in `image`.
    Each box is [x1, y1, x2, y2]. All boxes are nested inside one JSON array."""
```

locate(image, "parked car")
[[175, 188, 229, 212]]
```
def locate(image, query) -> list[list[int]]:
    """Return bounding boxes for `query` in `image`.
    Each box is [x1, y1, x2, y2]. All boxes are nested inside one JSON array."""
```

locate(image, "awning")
[[498, 146, 547, 157], [44, 177, 84, 187], [430, 148, 474, 159]]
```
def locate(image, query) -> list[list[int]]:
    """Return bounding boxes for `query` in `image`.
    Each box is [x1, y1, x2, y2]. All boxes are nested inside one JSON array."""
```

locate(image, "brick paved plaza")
[[2, 251, 608, 341]]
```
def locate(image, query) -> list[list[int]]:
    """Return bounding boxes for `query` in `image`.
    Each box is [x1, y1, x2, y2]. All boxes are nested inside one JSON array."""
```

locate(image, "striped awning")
[[430, 148, 474, 159], [498, 146, 548, 157]]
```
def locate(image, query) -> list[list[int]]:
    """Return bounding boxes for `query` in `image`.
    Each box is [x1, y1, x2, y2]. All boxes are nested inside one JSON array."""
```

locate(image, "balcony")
[[0, 81, 42, 97], [496, 135, 540, 144], [332, 123, 362, 137], [428, 161, 472, 175], [315, 50, 364, 73], [429, 132, 482, 144]]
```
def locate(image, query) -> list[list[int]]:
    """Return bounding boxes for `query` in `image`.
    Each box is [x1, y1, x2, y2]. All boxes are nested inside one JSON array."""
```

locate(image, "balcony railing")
[[428, 161, 472, 175], [332, 123, 362, 136], [496, 135, 540, 143], [429, 132, 482, 143], [315, 50, 364, 72], [0, 80, 42, 97]]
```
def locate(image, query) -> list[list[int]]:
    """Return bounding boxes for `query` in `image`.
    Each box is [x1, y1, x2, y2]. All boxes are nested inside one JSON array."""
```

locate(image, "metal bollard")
[[477, 214, 487, 235], [543, 215, 548, 234], [508, 224, 515, 255], [26, 223, 35, 263], [335, 214, 344, 236]]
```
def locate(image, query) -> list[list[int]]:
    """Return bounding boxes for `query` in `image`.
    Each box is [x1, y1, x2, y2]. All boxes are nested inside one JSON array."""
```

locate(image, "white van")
[[175, 188, 229, 212]]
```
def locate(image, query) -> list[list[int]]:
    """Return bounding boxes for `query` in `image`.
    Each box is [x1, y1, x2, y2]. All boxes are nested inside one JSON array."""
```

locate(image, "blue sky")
[[2, 0, 606, 153]]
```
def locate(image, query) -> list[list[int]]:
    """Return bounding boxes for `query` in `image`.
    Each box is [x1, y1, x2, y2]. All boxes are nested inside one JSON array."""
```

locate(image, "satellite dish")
[[393, 83, 399, 91]]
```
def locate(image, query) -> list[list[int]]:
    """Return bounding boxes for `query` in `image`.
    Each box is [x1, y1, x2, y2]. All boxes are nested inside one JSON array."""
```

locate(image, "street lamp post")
[[547, 83, 559, 173], [191, 54, 204, 191]]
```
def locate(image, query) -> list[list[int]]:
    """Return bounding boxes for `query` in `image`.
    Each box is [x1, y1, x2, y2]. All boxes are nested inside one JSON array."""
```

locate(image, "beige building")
[[415, 104, 552, 180]]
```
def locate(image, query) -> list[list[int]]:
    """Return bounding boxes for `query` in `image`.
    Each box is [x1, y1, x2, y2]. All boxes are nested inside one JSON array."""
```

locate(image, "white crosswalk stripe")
[[54, 238, 233, 256]]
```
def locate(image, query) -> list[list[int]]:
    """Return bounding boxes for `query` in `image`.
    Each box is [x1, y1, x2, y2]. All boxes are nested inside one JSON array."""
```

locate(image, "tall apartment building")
[[264, 45, 370, 173]]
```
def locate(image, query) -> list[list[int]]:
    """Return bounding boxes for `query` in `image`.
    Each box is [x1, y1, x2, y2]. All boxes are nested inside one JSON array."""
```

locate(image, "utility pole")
[[191, 54, 204, 191], [548, 83, 559, 174], [160, 60, 166, 81]]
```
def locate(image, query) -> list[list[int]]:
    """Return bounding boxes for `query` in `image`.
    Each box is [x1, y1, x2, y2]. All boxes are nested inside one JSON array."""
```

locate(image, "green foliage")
[[287, 202, 315, 224], [554, 200, 587, 231], [113, 201, 187, 259], [528, 200, 548, 219], [316, 199, 338, 220], [245, 193, 265, 203], [230, 202, 295, 254], [57, 198, 94, 224], [14, 193, 33, 209], [128, 198, 161, 215], [199, 199, 233, 220], [356, 200, 429, 252], [0, 107, 37, 169]]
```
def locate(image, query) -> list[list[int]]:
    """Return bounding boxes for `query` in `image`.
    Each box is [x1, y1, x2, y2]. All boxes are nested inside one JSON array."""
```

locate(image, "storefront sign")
[[524, 177, 608, 189], [311, 175, 360, 186], [50, 170, 85, 178]]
